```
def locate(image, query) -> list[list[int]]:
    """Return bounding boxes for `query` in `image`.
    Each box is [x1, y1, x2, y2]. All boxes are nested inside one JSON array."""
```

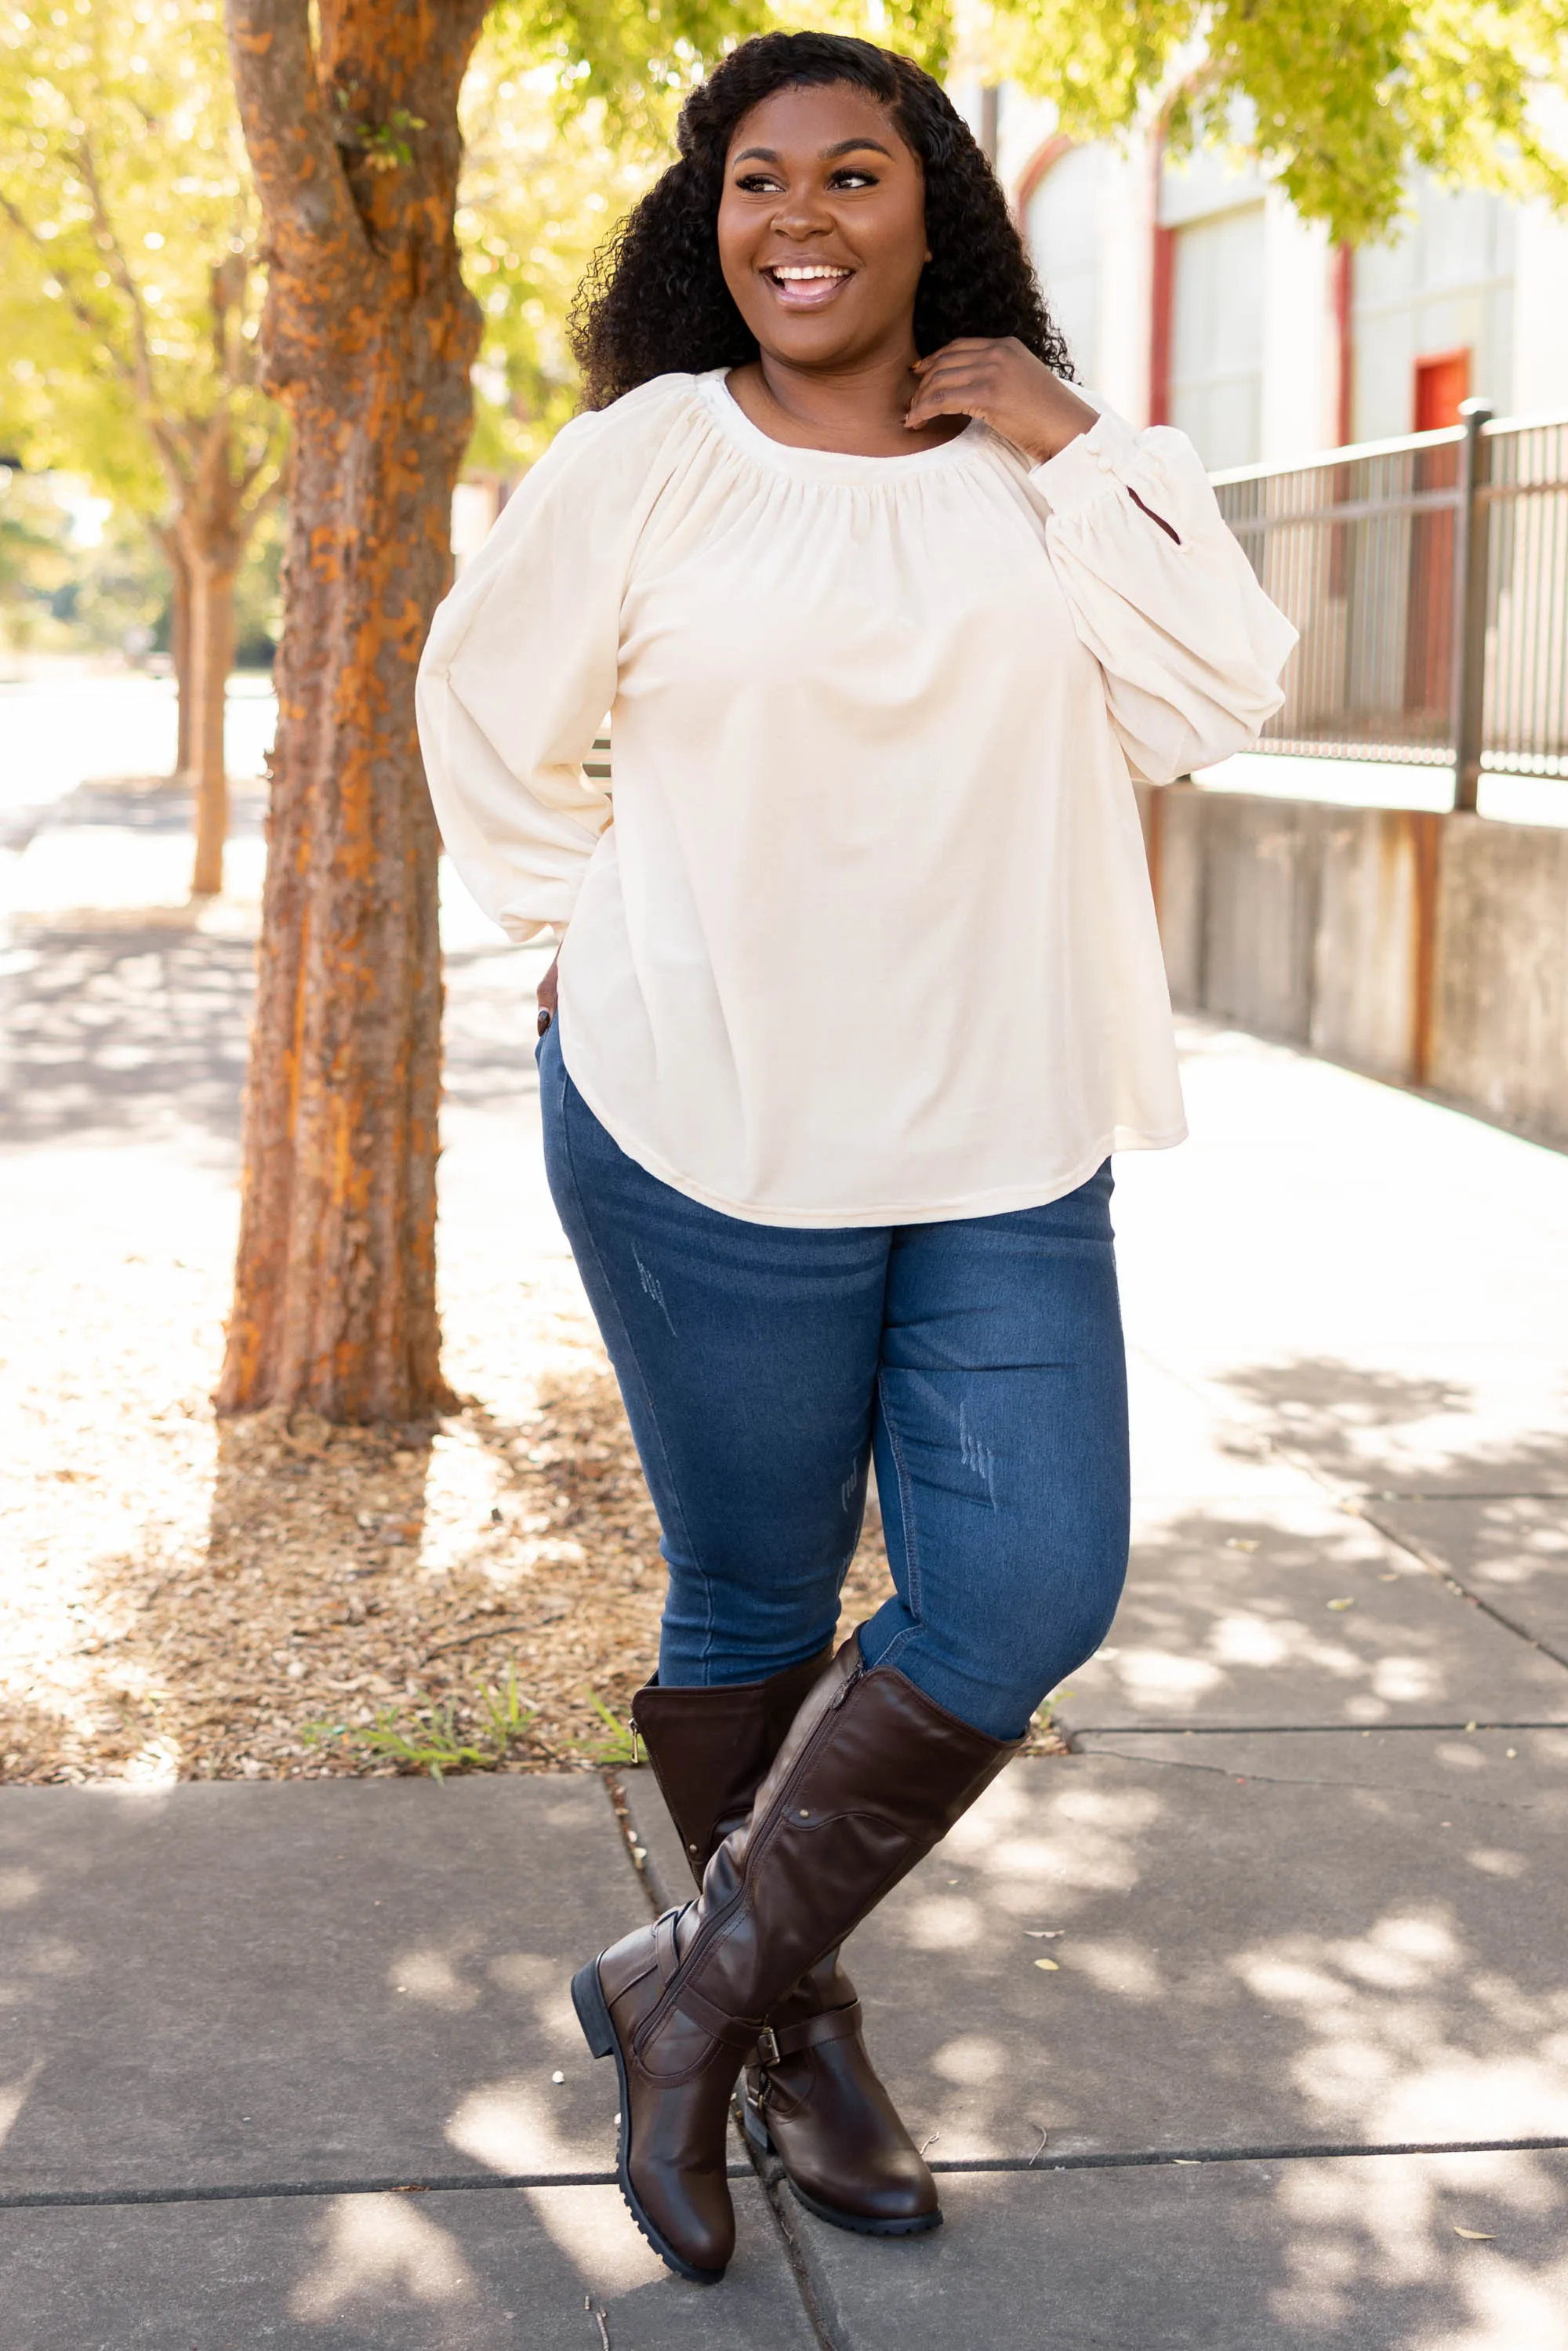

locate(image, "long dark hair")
[[569, 31, 1073, 410]]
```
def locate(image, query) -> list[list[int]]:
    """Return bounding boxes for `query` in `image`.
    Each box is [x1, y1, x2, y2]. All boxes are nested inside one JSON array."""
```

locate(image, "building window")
[[1165, 202, 1266, 470]]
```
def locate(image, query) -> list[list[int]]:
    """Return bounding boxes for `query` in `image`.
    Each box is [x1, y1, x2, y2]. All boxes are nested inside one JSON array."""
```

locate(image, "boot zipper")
[[649, 1659, 868, 2025]]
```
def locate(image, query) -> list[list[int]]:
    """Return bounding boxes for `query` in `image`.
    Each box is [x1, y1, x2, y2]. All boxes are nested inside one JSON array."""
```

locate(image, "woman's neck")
[[725, 348, 967, 457]]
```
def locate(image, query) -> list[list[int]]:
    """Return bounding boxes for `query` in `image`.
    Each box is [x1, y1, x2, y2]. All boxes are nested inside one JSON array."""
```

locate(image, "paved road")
[[2, 778, 1566, 2345]]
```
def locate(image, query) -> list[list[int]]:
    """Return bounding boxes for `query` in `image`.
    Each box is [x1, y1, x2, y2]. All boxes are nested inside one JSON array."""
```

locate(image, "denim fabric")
[[538, 1017, 1130, 1740]]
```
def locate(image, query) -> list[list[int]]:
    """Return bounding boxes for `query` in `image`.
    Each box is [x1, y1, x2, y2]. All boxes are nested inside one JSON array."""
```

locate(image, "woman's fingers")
[[906, 365, 997, 426]]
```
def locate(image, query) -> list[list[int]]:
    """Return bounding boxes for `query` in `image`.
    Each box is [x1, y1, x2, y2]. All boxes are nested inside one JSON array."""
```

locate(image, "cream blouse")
[[417, 369, 1295, 1227]]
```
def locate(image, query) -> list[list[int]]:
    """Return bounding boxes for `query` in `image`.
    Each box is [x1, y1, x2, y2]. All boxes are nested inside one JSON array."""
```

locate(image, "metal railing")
[[1212, 406, 1568, 808]]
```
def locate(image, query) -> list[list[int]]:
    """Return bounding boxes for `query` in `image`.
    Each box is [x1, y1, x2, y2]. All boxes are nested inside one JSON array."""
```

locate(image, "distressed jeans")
[[539, 1017, 1130, 1741]]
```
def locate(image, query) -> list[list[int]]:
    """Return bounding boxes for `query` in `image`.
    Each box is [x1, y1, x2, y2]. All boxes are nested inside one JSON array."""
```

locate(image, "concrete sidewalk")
[[3, 789, 1567, 2342]]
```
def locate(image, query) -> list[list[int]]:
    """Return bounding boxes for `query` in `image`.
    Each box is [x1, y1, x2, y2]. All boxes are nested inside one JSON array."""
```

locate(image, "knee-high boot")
[[630, 1653, 941, 2237], [574, 1636, 1020, 2282]]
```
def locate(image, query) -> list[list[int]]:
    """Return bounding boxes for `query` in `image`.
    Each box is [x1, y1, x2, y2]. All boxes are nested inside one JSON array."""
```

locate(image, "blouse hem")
[[557, 1030, 1186, 1229]]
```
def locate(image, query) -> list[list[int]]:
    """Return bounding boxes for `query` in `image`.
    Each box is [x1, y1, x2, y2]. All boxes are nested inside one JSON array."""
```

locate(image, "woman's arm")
[[1028, 408, 1298, 783], [908, 340, 1296, 783], [417, 391, 677, 943]]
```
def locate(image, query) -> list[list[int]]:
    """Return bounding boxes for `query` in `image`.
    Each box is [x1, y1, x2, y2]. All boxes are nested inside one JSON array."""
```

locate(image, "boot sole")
[[742, 2098, 944, 2238], [571, 1958, 727, 2288]]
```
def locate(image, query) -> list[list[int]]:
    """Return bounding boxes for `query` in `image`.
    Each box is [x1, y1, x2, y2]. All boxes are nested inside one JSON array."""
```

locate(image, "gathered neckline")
[[697, 368, 987, 485]]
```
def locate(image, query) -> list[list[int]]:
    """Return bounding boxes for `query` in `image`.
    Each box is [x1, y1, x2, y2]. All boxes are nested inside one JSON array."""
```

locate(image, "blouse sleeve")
[[1032, 407, 1298, 785], [416, 407, 641, 942]]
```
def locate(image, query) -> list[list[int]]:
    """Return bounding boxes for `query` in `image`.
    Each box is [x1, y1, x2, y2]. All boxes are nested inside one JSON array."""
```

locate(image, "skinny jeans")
[[539, 1016, 1130, 1742]]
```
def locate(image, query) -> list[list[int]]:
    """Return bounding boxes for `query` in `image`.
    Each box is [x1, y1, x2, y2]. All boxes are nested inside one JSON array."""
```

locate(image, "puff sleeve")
[[1033, 407, 1298, 785], [416, 396, 671, 941]]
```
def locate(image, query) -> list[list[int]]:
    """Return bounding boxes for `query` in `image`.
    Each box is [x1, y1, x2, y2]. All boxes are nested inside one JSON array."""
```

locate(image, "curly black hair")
[[569, 31, 1073, 409]]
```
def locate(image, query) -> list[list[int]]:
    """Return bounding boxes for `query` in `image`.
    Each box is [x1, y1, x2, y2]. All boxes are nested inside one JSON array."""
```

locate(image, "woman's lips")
[[761, 264, 854, 310]]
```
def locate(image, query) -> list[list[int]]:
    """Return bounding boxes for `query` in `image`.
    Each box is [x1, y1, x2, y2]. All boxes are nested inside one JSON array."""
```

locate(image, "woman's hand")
[[906, 338, 1099, 464], [536, 944, 561, 1036]]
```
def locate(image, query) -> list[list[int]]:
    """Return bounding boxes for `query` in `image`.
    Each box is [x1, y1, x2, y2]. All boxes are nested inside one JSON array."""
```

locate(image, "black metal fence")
[[1212, 406, 1568, 808]]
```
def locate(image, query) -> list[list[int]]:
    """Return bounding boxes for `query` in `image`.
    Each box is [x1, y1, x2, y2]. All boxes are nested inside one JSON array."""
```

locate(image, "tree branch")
[[74, 136, 161, 412], [0, 182, 190, 496], [223, 0, 364, 267]]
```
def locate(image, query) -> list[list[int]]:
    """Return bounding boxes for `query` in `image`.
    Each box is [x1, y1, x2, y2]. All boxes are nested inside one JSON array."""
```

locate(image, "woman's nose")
[[770, 196, 832, 239]]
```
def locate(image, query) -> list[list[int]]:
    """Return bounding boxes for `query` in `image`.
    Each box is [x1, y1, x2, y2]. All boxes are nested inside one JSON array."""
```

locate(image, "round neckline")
[[698, 368, 986, 483]]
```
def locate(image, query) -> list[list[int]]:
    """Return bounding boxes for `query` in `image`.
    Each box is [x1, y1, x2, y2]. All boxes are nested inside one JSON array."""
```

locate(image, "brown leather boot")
[[572, 1637, 1019, 2281], [631, 1655, 942, 2237]]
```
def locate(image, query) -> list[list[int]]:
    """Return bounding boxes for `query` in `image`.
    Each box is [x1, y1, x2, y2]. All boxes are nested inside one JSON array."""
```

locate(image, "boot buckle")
[[757, 2024, 782, 2069]]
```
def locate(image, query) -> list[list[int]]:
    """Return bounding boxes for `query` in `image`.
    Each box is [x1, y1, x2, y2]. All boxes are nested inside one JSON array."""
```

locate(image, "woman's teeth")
[[769, 266, 849, 281]]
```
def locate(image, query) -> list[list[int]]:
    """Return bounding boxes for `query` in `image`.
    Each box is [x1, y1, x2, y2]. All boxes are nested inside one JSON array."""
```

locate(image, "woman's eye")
[[829, 169, 877, 189], [735, 172, 782, 194]]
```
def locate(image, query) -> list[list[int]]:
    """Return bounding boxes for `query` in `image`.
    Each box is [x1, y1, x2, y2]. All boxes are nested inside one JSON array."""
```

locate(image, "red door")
[[1414, 350, 1470, 431], [1404, 350, 1472, 725]]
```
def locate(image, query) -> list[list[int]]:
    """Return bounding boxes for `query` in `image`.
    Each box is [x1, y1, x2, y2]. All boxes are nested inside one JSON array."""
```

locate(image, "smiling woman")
[[570, 34, 1072, 417], [416, 26, 1296, 2293]]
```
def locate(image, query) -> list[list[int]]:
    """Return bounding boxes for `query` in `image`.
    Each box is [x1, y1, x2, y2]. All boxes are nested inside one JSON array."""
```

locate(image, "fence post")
[[1450, 398, 1494, 814]]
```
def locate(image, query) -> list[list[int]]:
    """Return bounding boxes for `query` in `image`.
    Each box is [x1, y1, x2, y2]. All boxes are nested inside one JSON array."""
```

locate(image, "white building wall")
[[989, 83, 1566, 460], [1259, 198, 1336, 460], [1513, 201, 1568, 416], [1352, 182, 1515, 437], [1091, 146, 1155, 421]]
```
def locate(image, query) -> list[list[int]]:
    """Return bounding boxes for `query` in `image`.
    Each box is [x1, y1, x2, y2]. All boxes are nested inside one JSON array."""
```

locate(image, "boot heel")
[[572, 1961, 615, 2060]]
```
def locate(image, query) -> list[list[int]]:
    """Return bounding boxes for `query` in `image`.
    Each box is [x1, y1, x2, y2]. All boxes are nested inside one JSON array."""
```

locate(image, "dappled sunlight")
[[1058, 1489, 1568, 1731], [0, 2061, 43, 2153], [390, 1943, 483, 2013], [897, 1892, 985, 1950], [289, 2193, 478, 2324], [1064, 1936, 1166, 2002], [1216, 1355, 1568, 1504], [1232, 1905, 1568, 2144], [946, 1772, 1163, 1901], [931, 2034, 1008, 2087], [445, 2075, 601, 2176], [1265, 2151, 1568, 2347], [522, 2184, 666, 2295]]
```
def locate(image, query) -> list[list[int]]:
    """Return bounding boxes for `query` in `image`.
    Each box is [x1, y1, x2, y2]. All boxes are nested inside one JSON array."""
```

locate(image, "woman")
[[418, 31, 1294, 2285]]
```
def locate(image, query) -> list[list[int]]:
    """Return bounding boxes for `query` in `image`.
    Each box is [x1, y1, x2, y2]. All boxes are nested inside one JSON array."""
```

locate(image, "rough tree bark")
[[220, 0, 487, 1423]]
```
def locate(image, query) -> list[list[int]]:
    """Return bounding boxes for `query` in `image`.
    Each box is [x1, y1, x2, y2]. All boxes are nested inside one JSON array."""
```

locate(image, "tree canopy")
[[984, 0, 1568, 246], [0, 0, 281, 528]]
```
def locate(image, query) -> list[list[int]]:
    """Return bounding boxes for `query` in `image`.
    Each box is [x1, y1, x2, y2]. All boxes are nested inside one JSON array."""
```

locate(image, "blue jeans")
[[539, 1018, 1129, 1741]]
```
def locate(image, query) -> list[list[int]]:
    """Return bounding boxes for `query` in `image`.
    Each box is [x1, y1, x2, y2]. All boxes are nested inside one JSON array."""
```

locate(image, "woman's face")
[[717, 81, 928, 370]]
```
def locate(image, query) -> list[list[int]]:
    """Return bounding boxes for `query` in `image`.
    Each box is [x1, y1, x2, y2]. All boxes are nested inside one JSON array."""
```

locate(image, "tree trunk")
[[188, 553, 237, 896], [220, 0, 485, 1424], [164, 530, 194, 778]]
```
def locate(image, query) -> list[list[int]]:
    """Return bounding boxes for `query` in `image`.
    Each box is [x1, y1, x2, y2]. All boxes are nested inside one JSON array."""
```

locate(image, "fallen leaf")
[[1454, 2227, 1496, 2241], [1034, 1957, 1061, 1972], [1327, 1598, 1355, 1610], [1379, 1572, 1399, 1581], [1225, 1538, 1259, 1552]]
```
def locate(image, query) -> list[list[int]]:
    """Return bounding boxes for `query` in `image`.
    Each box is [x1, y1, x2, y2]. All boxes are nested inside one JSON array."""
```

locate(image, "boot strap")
[[677, 1975, 772, 2052], [757, 2000, 863, 2068]]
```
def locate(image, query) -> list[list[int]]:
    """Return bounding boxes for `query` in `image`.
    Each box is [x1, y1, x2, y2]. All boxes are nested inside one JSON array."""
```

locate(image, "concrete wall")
[[1142, 785, 1568, 1148], [1430, 816, 1568, 1141]]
